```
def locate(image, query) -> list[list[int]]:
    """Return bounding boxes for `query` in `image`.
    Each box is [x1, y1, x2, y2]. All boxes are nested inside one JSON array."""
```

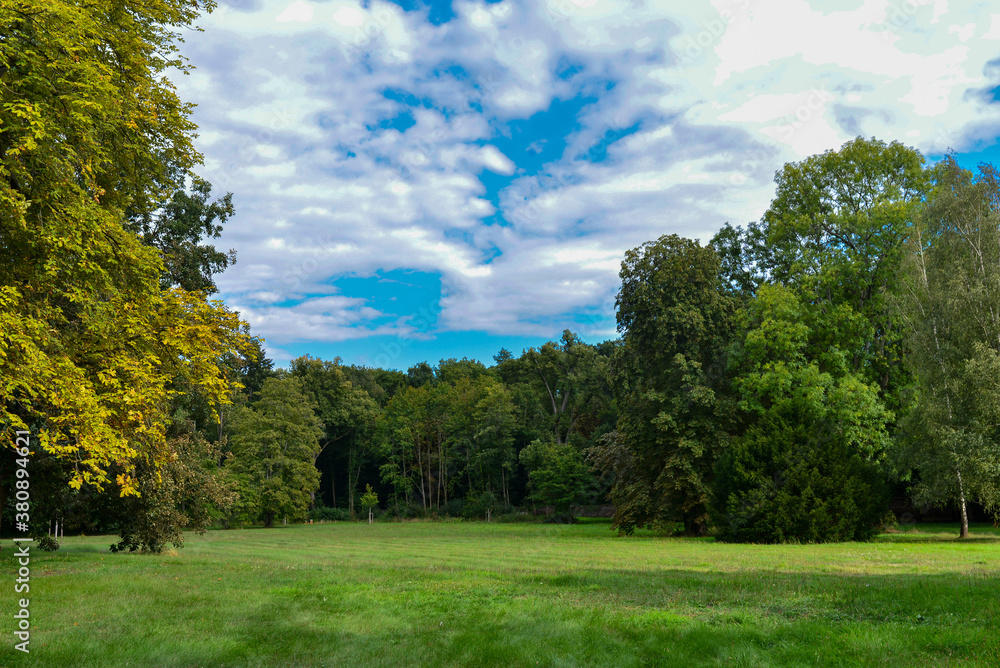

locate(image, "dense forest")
[[9, 137, 1000, 550], [4, 1, 1000, 552]]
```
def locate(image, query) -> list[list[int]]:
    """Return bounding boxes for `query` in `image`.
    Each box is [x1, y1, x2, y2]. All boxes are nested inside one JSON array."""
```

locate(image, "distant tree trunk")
[[467, 447, 473, 492], [417, 439, 427, 511], [426, 438, 434, 510], [331, 463, 336, 508], [0, 454, 12, 534], [683, 512, 707, 537], [349, 458, 363, 519], [442, 449, 448, 508], [958, 468, 970, 539], [438, 436, 445, 510]]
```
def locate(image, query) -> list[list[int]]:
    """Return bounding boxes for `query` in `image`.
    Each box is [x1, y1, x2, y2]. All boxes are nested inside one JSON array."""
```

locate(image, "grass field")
[[1, 520, 999, 667]]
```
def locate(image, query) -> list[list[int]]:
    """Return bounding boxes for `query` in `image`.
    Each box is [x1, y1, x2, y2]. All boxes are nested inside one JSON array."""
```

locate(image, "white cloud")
[[177, 0, 1000, 358], [276, 0, 313, 23], [479, 145, 516, 174]]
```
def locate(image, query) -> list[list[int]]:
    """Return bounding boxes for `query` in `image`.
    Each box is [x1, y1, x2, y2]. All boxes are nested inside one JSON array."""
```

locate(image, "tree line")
[[4, 1, 999, 551]]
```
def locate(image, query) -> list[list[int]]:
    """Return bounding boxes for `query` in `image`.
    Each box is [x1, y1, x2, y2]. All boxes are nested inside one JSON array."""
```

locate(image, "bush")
[[462, 491, 506, 520], [711, 420, 888, 543], [309, 504, 351, 522], [443, 498, 463, 518], [35, 534, 60, 552], [109, 433, 236, 552], [385, 501, 425, 519], [519, 440, 587, 513], [543, 513, 578, 524]]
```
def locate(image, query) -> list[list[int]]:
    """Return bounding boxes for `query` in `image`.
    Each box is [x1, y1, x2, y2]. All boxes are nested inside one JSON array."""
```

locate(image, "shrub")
[[519, 440, 588, 513], [443, 498, 463, 518], [386, 501, 425, 519], [309, 504, 350, 522], [711, 419, 888, 543], [462, 491, 502, 520], [35, 534, 60, 552]]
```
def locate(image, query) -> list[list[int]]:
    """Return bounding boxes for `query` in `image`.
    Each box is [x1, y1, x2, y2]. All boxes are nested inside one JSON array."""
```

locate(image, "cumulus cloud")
[[174, 0, 1000, 360]]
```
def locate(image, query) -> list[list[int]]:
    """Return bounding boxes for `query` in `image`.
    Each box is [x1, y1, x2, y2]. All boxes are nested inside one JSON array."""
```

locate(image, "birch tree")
[[894, 156, 1000, 537]]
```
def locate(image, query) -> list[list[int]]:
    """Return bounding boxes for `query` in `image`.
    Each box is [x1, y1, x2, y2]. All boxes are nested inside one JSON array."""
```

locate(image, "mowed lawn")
[[2, 520, 999, 667]]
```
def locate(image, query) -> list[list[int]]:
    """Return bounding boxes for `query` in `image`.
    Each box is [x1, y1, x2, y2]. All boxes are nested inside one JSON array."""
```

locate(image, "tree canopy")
[[0, 0, 249, 496]]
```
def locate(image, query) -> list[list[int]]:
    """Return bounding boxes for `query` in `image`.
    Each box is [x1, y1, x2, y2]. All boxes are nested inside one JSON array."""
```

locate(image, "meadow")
[[1, 520, 998, 667]]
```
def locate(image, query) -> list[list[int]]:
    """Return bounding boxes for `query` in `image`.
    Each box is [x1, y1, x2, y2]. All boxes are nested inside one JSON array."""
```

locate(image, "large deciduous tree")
[[598, 234, 736, 535], [759, 136, 929, 407], [523, 331, 607, 446], [1, 0, 247, 501], [126, 165, 237, 294]]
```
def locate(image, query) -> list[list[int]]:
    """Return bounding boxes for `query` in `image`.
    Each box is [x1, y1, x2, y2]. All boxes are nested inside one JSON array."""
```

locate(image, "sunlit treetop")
[[0, 0, 252, 493]]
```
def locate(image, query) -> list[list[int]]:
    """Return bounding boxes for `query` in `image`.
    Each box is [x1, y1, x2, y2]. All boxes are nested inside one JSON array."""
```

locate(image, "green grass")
[[2, 520, 999, 666]]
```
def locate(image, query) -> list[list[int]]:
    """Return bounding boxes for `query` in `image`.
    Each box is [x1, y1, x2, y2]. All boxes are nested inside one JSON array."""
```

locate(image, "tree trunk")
[[426, 439, 433, 510], [958, 468, 970, 539], [349, 460, 362, 519], [416, 440, 426, 510], [0, 451, 13, 535], [684, 512, 707, 537], [467, 447, 473, 491]]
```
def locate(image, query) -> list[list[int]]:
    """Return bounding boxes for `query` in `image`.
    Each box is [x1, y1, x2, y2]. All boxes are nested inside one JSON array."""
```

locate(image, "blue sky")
[[174, 0, 1000, 370]]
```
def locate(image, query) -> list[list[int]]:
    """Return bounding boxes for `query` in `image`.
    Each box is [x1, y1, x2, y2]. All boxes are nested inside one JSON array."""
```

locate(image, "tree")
[[710, 220, 772, 300], [377, 385, 424, 508], [407, 362, 435, 388], [126, 166, 236, 293], [519, 439, 587, 514], [360, 484, 378, 524], [1, 0, 247, 510], [109, 431, 237, 552], [523, 331, 607, 446], [894, 156, 1000, 537], [471, 379, 517, 506], [289, 356, 378, 515], [711, 285, 891, 543], [227, 377, 323, 527], [599, 234, 736, 535], [758, 136, 929, 406]]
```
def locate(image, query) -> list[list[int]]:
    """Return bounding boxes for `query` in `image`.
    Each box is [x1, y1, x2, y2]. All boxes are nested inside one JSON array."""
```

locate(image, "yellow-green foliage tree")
[[0, 0, 248, 497]]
